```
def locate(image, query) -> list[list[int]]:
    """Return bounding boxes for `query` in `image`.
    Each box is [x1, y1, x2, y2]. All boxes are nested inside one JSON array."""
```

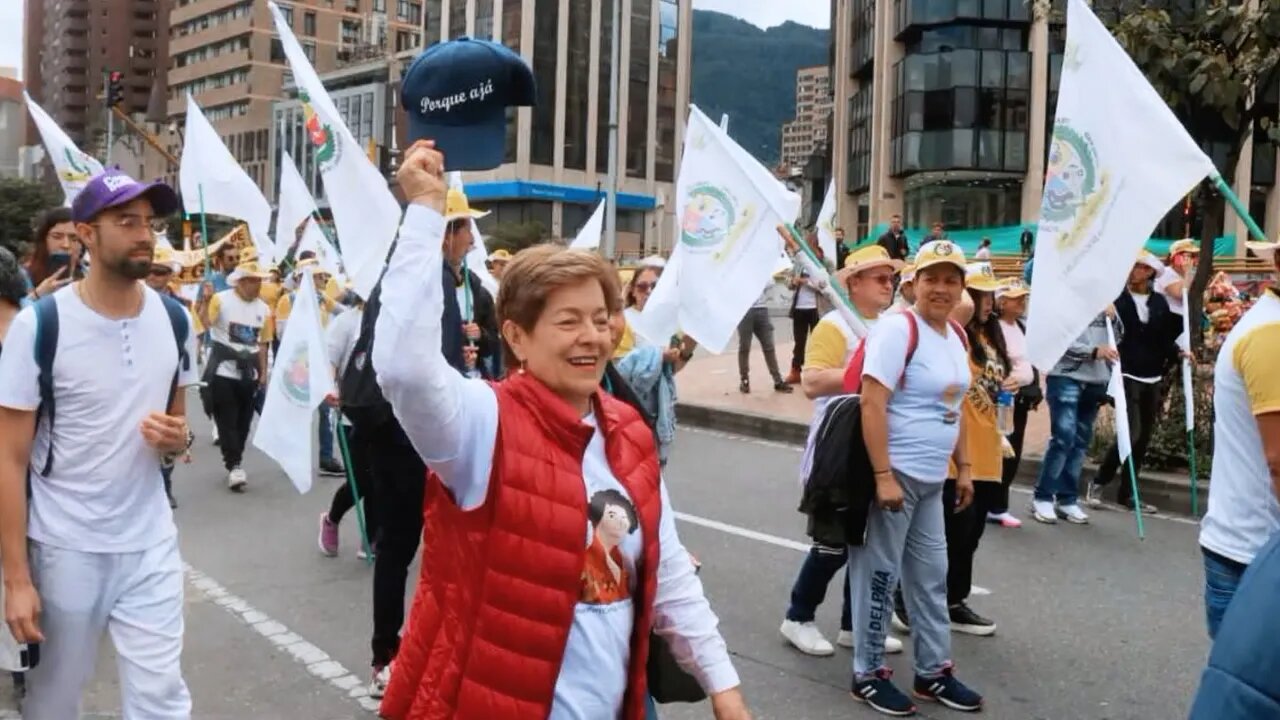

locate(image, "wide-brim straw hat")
[[444, 188, 490, 222], [835, 245, 905, 283], [228, 260, 271, 285]]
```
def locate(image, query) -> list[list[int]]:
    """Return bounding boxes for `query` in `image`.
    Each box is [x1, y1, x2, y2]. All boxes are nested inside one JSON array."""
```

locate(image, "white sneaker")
[[1056, 503, 1090, 525], [1084, 481, 1105, 508], [369, 664, 391, 699], [1031, 500, 1057, 524], [780, 620, 835, 656], [835, 630, 903, 654], [836, 629, 854, 648], [227, 467, 247, 492], [211, 424, 219, 443]]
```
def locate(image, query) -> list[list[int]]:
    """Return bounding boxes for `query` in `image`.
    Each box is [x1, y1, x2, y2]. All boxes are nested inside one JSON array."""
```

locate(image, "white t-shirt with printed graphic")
[[861, 310, 971, 482], [208, 289, 271, 380]]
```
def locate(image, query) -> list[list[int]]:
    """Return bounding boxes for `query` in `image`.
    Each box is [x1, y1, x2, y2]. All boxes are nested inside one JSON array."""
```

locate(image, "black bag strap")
[[32, 295, 59, 476], [158, 294, 191, 414]]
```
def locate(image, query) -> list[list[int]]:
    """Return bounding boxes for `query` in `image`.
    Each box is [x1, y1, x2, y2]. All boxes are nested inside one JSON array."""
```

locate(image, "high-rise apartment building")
[[828, 0, 1268, 252], [780, 65, 833, 171], [22, 0, 169, 150], [0, 75, 23, 179], [166, 0, 421, 192]]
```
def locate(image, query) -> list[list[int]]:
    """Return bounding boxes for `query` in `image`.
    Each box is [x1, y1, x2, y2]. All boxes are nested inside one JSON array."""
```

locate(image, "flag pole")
[[777, 223, 870, 338], [1211, 174, 1268, 242], [336, 422, 372, 565], [1107, 316, 1145, 540], [197, 185, 212, 279], [1181, 287, 1199, 517]]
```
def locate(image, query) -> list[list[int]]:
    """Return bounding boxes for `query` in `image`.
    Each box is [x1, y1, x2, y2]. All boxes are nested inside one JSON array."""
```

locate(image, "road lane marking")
[[674, 511, 991, 596], [183, 564, 379, 714]]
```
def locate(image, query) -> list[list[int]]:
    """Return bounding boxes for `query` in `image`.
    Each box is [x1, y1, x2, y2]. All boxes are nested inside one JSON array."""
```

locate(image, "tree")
[[1100, 0, 1280, 351], [0, 177, 64, 251], [484, 221, 547, 254]]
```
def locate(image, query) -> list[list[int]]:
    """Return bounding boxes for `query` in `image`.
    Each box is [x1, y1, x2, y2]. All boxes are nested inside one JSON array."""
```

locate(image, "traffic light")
[[106, 71, 124, 107]]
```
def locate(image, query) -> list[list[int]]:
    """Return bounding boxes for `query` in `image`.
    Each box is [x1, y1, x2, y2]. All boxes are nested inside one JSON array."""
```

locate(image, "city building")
[[0, 74, 22, 178], [22, 0, 169, 152], [165, 0, 422, 193], [270, 0, 693, 257], [780, 65, 833, 172], [828, 0, 1269, 253]]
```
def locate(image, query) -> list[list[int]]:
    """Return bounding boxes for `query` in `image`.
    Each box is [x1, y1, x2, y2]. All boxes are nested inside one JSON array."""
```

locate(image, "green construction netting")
[[855, 223, 1237, 258]]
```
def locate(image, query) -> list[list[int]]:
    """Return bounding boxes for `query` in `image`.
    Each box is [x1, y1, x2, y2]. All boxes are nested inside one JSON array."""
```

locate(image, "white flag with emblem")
[[1025, 0, 1216, 371], [23, 92, 105, 205], [814, 180, 839, 263], [180, 94, 276, 263], [632, 105, 793, 353], [1105, 318, 1133, 465], [269, 1, 400, 299], [297, 218, 344, 279], [276, 151, 321, 258], [253, 269, 333, 494]]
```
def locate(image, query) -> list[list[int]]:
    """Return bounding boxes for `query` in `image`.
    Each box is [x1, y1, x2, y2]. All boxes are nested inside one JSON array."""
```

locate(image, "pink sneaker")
[[987, 511, 1023, 529], [318, 513, 339, 556]]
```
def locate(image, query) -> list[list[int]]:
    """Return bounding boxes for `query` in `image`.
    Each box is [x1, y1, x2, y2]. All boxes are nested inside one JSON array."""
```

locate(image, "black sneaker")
[[913, 667, 983, 712], [852, 669, 917, 717], [773, 381, 793, 394], [1122, 498, 1159, 515], [319, 459, 345, 477], [739, 379, 750, 394], [949, 602, 996, 636]]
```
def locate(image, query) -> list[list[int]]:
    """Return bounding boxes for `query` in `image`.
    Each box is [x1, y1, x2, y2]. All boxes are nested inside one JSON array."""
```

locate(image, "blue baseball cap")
[[400, 38, 537, 171], [71, 169, 180, 224]]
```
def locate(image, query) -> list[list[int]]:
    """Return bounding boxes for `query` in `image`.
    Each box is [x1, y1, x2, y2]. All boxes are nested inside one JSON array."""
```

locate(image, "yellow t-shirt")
[[803, 316, 856, 370], [948, 342, 1005, 483], [614, 322, 636, 359], [275, 291, 338, 329], [259, 281, 282, 310]]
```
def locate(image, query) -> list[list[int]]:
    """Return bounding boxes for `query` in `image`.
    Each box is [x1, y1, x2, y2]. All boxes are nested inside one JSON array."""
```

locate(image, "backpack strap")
[[898, 311, 921, 389], [32, 296, 60, 476], [159, 294, 191, 414]]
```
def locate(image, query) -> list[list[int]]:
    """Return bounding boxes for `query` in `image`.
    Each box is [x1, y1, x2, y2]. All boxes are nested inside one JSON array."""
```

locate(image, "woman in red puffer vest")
[[370, 142, 752, 720]]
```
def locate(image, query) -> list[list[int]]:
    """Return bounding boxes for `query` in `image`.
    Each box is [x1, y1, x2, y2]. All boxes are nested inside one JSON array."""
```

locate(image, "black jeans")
[[785, 544, 852, 631], [327, 423, 379, 542], [944, 478, 997, 606], [992, 400, 1032, 514], [790, 307, 821, 372], [209, 376, 257, 471], [736, 307, 784, 384], [369, 426, 426, 668], [1095, 378, 1164, 504]]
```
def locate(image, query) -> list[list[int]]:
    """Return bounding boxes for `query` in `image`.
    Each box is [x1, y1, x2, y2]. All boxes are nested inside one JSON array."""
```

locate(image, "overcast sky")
[[693, 0, 830, 30], [0, 1, 830, 78]]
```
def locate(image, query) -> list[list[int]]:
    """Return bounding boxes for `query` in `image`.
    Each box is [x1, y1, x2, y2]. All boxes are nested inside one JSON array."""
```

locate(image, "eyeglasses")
[[93, 214, 169, 234]]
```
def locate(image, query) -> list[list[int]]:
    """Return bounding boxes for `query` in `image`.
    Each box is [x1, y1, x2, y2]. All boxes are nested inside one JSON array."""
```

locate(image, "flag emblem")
[[280, 342, 312, 405], [59, 149, 92, 183], [1043, 122, 1112, 249], [680, 182, 754, 256], [300, 91, 340, 170]]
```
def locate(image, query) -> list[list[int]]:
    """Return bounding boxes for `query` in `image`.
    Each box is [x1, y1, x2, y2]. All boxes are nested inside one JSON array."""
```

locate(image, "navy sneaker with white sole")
[[852, 669, 917, 716], [913, 667, 983, 712]]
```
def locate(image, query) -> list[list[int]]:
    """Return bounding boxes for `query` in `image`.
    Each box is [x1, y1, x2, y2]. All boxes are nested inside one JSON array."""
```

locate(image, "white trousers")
[[23, 535, 192, 720]]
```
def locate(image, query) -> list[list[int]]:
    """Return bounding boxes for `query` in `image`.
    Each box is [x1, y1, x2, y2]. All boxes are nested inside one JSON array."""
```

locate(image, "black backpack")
[[338, 282, 396, 429]]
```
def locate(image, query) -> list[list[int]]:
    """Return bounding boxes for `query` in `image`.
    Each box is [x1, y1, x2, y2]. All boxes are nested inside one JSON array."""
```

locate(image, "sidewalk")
[[676, 339, 1205, 515]]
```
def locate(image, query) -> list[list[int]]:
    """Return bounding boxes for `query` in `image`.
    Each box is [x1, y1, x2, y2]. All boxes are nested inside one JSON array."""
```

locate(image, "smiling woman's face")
[[504, 277, 613, 414], [630, 268, 661, 311]]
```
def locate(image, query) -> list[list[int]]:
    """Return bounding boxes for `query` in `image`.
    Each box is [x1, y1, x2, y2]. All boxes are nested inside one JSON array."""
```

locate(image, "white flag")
[[23, 92, 104, 205], [1105, 318, 1132, 464], [269, 1, 400, 299], [815, 180, 839, 262], [570, 200, 605, 250], [276, 151, 321, 258], [180, 94, 275, 263], [632, 106, 791, 353], [253, 269, 334, 494], [444, 172, 500, 297], [298, 218, 344, 279], [1025, 0, 1216, 370]]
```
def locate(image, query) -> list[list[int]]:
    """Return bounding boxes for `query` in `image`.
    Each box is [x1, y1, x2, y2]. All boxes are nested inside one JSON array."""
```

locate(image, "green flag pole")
[[197, 185, 212, 280], [1211, 173, 1268, 242], [777, 223, 870, 336], [335, 421, 372, 565]]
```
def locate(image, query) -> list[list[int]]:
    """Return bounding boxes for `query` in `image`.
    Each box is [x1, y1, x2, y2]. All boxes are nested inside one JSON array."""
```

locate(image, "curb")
[[677, 402, 1209, 517]]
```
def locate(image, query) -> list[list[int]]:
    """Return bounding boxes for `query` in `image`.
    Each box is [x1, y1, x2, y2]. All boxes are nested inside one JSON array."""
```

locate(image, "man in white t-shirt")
[[199, 257, 274, 491], [781, 245, 904, 658], [1198, 240, 1280, 639], [786, 234, 834, 384], [1155, 239, 1198, 338], [0, 170, 198, 719]]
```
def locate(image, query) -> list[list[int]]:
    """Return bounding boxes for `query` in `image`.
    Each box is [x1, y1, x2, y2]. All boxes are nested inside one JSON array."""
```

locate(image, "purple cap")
[[71, 169, 180, 224]]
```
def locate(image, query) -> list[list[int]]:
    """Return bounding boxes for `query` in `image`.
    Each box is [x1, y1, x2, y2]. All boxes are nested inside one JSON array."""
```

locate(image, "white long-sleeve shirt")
[[325, 305, 362, 376], [373, 204, 739, 717]]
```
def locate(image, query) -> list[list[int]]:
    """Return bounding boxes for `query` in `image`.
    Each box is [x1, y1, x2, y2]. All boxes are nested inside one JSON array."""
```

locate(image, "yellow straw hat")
[[836, 245, 905, 283], [151, 246, 182, 273], [228, 260, 270, 285], [965, 262, 1002, 292], [913, 240, 966, 274], [444, 188, 490, 222], [1168, 239, 1200, 258], [899, 262, 917, 284], [996, 277, 1030, 300]]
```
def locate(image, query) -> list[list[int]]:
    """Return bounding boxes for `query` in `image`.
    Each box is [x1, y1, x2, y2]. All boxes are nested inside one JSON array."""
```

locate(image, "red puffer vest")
[[379, 372, 662, 720]]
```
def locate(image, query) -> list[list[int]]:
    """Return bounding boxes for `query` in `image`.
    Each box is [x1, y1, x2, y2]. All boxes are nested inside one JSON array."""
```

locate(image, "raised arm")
[[373, 143, 497, 507]]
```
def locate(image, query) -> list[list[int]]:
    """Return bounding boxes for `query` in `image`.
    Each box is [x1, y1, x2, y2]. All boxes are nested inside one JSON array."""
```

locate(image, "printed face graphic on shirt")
[[227, 321, 262, 346], [580, 489, 638, 606]]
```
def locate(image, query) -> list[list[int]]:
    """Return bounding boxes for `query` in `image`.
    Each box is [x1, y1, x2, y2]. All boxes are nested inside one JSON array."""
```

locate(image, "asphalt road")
[[2, 401, 1210, 719]]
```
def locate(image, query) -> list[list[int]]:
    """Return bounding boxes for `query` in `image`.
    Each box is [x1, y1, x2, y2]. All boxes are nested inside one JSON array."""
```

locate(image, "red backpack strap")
[[898, 311, 920, 389], [948, 318, 970, 351]]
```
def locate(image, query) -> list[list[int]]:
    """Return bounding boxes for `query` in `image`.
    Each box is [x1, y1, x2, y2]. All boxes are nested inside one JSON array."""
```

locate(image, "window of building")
[[304, 11, 316, 36], [475, 0, 495, 39], [503, 0, 523, 164], [564, 0, 591, 171], [655, 0, 679, 181], [596, 0, 614, 173], [626, 0, 651, 178], [448, 0, 466, 38], [424, 0, 442, 43], [530, 0, 558, 166]]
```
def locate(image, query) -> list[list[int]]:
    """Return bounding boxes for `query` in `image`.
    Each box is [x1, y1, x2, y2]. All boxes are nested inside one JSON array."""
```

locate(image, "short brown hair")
[[496, 244, 622, 369]]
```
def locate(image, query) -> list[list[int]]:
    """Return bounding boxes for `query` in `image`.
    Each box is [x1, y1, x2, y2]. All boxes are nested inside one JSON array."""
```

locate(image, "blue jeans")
[[1034, 376, 1108, 505], [786, 544, 852, 631], [318, 406, 335, 462], [1203, 547, 1248, 640], [645, 694, 659, 719]]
